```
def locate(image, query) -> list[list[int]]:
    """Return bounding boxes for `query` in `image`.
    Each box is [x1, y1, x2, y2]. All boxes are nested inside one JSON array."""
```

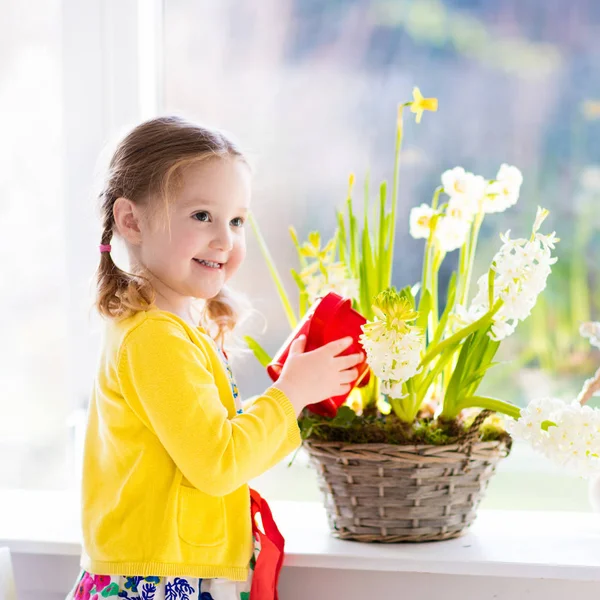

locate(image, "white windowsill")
[[1, 490, 599, 582]]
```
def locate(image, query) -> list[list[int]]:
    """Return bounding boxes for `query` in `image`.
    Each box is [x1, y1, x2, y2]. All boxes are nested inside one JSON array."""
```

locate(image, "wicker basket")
[[303, 414, 510, 543]]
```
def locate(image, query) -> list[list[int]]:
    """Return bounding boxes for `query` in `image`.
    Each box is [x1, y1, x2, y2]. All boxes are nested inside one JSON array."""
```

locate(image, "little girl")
[[65, 116, 363, 600]]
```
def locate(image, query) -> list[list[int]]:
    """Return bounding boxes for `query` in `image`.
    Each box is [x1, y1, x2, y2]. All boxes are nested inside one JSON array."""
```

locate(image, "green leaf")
[[377, 181, 387, 291], [289, 226, 307, 269], [416, 289, 432, 333], [249, 213, 298, 329], [420, 301, 501, 370], [290, 270, 310, 317], [348, 198, 360, 280], [359, 251, 371, 319], [432, 271, 457, 346], [243, 336, 272, 368], [417, 342, 460, 399], [101, 583, 120, 598], [444, 333, 474, 410], [337, 210, 348, 268], [290, 268, 306, 291], [461, 362, 499, 393], [331, 405, 357, 426], [382, 213, 393, 287], [456, 395, 521, 420]]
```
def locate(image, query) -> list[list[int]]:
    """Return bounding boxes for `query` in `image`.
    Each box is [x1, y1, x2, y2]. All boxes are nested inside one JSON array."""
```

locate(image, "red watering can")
[[267, 292, 370, 418]]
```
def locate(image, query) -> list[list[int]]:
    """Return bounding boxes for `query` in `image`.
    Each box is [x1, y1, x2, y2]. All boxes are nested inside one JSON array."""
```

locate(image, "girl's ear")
[[113, 197, 143, 245]]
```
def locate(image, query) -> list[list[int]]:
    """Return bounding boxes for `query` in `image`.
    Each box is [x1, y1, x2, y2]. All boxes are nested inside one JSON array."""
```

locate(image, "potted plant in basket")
[[246, 88, 597, 543]]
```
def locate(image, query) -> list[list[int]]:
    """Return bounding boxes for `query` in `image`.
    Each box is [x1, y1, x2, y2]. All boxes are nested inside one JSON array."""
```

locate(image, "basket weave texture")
[[304, 435, 510, 543]]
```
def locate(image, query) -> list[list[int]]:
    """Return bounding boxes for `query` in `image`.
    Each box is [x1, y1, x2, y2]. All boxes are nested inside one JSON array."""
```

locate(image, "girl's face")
[[138, 157, 251, 307]]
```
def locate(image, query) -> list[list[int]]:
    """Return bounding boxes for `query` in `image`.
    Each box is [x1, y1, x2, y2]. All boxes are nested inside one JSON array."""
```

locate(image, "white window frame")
[[61, 0, 163, 484]]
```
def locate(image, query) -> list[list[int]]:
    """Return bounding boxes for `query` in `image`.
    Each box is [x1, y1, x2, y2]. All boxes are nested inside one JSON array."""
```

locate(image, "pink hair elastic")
[[99, 244, 112, 253]]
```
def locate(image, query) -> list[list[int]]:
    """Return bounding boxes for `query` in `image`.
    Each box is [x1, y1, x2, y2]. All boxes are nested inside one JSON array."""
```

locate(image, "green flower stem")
[[457, 241, 469, 308], [430, 249, 446, 344], [419, 188, 443, 325], [385, 105, 407, 289], [460, 209, 485, 307], [249, 213, 298, 329], [447, 395, 522, 421]]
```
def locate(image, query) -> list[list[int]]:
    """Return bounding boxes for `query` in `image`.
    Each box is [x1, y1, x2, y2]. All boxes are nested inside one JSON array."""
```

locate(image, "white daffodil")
[[482, 164, 523, 214], [447, 196, 474, 221], [360, 290, 424, 399], [434, 215, 471, 252], [468, 208, 558, 340], [441, 166, 486, 214], [301, 262, 359, 305], [410, 203, 436, 239], [497, 163, 523, 188], [580, 322, 600, 348]]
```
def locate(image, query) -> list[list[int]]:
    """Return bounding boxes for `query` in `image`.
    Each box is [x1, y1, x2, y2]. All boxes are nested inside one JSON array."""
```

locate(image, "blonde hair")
[[96, 115, 249, 346]]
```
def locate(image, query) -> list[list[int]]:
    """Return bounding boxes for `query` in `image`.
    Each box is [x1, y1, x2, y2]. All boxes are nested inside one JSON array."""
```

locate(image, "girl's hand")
[[274, 335, 364, 416]]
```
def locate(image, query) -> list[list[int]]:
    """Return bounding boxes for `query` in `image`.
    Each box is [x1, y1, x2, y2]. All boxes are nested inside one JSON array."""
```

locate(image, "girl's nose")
[[209, 226, 234, 252]]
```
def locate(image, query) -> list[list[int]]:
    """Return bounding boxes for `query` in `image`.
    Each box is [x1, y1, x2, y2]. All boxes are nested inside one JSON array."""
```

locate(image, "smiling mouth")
[[193, 258, 224, 270]]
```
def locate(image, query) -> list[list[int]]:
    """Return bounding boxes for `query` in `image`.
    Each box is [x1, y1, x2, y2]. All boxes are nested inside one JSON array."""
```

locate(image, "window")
[[163, 0, 599, 510], [0, 1, 68, 490]]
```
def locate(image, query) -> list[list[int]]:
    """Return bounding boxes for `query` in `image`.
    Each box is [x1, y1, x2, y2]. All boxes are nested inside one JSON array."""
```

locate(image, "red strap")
[[249, 488, 285, 600]]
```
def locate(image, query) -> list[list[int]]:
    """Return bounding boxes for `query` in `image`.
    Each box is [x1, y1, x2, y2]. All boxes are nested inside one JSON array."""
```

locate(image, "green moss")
[[298, 407, 511, 446]]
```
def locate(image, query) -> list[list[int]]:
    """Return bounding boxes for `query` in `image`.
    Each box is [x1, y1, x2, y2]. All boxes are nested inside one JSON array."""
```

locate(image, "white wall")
[[11, 552, 600, 600]]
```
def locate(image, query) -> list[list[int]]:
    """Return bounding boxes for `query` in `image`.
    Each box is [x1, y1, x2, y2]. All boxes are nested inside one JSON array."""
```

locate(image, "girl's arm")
[[118, 317, 301, 497]]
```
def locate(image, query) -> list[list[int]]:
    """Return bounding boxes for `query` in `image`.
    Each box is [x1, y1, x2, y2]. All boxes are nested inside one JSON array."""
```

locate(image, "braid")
[[95, 193, 154, 319]]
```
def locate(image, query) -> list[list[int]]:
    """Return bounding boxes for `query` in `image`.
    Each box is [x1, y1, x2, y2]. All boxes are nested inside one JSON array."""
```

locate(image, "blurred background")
[[1, 0, 599, 511]]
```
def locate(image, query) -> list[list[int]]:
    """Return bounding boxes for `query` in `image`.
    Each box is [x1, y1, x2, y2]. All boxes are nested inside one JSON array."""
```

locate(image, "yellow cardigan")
[[80, 309, 301, 580]]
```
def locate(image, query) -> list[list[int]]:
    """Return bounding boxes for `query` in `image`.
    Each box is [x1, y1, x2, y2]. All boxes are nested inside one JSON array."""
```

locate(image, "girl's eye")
[[193, 211, 210, 222], [231, 217, 245, 228]]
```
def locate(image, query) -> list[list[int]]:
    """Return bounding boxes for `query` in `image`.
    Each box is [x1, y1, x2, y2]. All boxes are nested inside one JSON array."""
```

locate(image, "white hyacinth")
[[301, 261, 359, 305], [360, 291, 424, 400], [441, 166, 486, 215], [409, 203, 435, 239], [482, 164, 523, 214], [580, 321, 600, 349], [468, 207, 558, 340], [508, 398, 600, 477]]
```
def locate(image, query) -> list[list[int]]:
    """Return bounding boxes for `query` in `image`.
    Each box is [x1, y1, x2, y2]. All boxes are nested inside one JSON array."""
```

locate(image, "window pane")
[[163, 0, 600, 510], [0, 1, 68, 490]]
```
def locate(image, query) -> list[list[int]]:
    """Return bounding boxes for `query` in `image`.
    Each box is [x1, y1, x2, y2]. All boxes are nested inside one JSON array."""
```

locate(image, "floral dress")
[[66, 348, 259, 600]]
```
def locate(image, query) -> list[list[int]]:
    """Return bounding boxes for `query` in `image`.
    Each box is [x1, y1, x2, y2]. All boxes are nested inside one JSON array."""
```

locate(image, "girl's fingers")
[[335, 352, 365, 370], [289, 335, 307, 356], [338, 368, 359, 384], [321, 336, 354, 356], [337, 383, 352, 395]]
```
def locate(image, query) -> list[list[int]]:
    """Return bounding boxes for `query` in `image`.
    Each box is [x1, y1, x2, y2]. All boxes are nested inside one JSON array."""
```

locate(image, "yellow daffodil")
[[410, 87, 438, 123]]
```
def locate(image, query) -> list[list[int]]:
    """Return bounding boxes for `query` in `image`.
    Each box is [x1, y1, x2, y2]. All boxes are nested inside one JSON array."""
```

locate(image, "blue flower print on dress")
[[139, 581, 157, 600], [197, 579, 215, 600], [164, 577, 196, 600], [124, 577, 143, 593]]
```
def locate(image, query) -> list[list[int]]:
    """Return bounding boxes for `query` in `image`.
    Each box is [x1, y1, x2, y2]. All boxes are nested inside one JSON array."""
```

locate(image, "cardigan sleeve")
[[118, 317, 301, 496]]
